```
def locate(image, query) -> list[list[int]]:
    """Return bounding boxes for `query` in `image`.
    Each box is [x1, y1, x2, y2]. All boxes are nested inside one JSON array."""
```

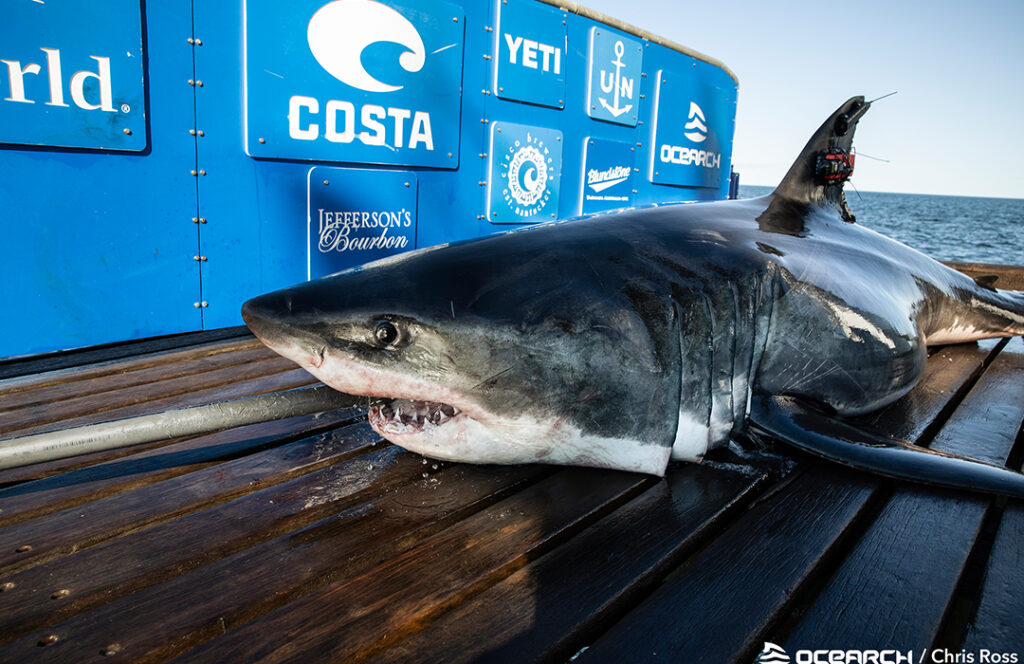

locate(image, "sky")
[[581, 0, 1024, 198]]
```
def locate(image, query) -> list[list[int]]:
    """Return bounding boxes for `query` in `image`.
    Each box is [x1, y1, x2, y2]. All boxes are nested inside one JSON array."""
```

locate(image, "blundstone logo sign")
[[580, 137, 635, 214], [245, 0, 464, 167], [0, 0, 146, 150]]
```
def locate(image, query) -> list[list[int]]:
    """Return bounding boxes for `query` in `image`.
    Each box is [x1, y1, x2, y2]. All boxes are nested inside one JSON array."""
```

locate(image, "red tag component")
[[815, 148, 855, 183]]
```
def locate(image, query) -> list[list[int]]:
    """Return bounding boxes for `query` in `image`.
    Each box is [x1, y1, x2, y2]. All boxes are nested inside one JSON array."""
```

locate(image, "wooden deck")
[[1, 332, 1022, 662]]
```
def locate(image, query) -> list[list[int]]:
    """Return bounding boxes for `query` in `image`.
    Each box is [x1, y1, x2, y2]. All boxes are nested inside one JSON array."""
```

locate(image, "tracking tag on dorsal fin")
[[773, 97, 871, 223], [973, 274, 999, 291]]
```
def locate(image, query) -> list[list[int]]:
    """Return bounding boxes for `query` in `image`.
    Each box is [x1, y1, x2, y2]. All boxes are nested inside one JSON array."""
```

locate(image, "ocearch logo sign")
[[245, 0, 464, 168]]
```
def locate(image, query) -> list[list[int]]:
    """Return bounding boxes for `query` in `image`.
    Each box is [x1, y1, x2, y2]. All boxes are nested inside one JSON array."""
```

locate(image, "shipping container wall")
[[0, 0, 738, 358]]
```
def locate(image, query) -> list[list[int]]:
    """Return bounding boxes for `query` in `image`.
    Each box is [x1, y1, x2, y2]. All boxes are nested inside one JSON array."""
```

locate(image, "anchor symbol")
[[599, 40, 634, 118]]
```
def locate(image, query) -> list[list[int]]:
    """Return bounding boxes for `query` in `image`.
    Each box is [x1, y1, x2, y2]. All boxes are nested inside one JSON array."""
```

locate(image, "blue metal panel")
[[307, 168, 418, 278], [243, 0, 464, 168], [0, 0, 147, 151], [0, 0, 738, 358], [494, 0, 566, 109], [0, 1, 201, 357]]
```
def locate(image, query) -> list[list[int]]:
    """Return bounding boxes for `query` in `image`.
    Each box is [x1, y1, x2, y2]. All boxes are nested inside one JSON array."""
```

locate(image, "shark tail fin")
[[774, 96, 870, 223]]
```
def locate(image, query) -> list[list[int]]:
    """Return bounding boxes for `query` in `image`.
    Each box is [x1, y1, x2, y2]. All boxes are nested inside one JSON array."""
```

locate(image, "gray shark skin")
[[242, 97, 1024, 495]]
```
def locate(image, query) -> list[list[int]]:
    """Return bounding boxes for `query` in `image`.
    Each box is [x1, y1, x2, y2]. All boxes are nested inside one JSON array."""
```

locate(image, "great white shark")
[[242, 97, 1024, 496]]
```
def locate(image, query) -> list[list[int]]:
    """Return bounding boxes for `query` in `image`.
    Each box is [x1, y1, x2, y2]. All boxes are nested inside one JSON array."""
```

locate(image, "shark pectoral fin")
[[746, 393, 1024, 498]]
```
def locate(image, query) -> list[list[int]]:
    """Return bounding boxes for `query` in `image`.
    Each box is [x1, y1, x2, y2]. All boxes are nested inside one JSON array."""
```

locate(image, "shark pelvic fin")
[[774, 96, 871, 223], [747, 393, 1024, 498]]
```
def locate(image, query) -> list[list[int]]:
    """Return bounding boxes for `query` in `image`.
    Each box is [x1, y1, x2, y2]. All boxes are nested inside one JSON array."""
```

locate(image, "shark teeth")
[[368, 398, 461, 434]]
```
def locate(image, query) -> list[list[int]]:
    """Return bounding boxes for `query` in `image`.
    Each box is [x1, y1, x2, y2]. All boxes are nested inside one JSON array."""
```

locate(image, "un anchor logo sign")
[[488, 122, 562, 223], [586, 27, 643, 126]]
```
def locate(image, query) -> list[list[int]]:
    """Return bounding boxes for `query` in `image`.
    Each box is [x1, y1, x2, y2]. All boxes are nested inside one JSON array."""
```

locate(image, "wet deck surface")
[[0, 334, 1022, 663]]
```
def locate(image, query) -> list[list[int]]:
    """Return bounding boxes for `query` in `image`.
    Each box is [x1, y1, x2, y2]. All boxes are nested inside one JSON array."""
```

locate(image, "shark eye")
[[373, 321, 400, 347]]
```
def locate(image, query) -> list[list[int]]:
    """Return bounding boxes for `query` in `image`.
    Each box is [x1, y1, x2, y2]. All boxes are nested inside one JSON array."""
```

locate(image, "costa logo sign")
[[245, 0, 464, 168]]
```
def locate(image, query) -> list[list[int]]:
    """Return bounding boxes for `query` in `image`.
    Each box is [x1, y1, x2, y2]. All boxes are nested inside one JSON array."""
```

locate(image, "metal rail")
[[0, 385, 360, 471]]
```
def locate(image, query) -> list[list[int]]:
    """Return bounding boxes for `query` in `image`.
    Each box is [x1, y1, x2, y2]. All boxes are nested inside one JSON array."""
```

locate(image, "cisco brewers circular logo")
[[502, 133, 553, 217]]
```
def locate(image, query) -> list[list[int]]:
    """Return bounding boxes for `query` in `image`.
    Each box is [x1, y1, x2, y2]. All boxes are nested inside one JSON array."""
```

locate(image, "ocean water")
[[738, 185, 1024, 267]]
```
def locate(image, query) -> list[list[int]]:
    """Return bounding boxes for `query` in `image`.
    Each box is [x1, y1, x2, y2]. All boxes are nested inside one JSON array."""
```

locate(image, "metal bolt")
[[404, 182, 410, 187], [187, 37, 194, 45], [123, 128, 132, 135], [478, 152, 487, 158], [195, 80, 203, 87], [16, 545, 31, 553], [0, 582, 14, 591], [258, 137, 266, 144], [447, 152, 453, 158], [632, 189, 638, 194], [190, 169, 197, 176], [192, 217, 198, 223], [199, 217, 207, 224], [188, 79, 195, 86], [199, 169, 206, 176], [323, 179, 329, 185], [194, 302, 202, 308], [189, 129, 197, 136], [483, 54, 491, 60], [195, 38, 202, 45], [201, 301, 208, 307], [197, 130, 204, 137], [38, 635, 59, 647], [484, 26, 493, 32], [478, 181, 487, 186], [452, 16, 458, 22], [51, 589, 70, 600]]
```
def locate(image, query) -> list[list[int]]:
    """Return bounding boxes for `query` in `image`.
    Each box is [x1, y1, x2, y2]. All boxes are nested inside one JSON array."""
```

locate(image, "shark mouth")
[[367, 398, 463, 435]]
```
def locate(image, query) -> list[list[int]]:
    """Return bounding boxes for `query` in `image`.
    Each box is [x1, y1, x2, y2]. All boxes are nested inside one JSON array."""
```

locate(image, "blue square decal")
[[0, 0, 146, 151], [580, 138, 636, 214], [488, 122, 562, 223], [246, 0, 464, 168], [494, 0, 566, 109], [308, 167, 418, 278], [649, 70, 734, 188], [586, 28, 643, 126]]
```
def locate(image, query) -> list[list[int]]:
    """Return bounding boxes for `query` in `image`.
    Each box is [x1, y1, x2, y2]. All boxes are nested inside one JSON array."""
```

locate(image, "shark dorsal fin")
[[774, 96, 870, 223]]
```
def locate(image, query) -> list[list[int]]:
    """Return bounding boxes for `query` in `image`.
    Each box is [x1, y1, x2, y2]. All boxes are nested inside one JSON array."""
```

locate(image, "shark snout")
[[241, 293, 326, 369]]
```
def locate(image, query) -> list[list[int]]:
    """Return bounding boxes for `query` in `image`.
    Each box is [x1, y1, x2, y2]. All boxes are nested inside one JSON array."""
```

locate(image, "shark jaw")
[[254, 332, 672, 475]]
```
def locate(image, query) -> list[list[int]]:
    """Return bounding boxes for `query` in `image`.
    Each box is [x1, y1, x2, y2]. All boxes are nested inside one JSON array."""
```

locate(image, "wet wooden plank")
[[0, 336, 260, 395], [369, 464, 770, 664], [780, 339, 1024, 652], [0, 410, 358, 527], [0, 442, 472, 644], [0, 343, 277, 413], [0, 420, 377, 577], [0, 463, 545, 659], [0, 361, 311, 438], [164, 469, 652, 664], [0, 329, 253, 381], [574, 466, 878, 664], [962, 502, 1024, 653]]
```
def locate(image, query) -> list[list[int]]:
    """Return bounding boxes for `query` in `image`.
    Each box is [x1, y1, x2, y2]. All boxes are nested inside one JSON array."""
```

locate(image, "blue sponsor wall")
[[0, 0, 737, 358]]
